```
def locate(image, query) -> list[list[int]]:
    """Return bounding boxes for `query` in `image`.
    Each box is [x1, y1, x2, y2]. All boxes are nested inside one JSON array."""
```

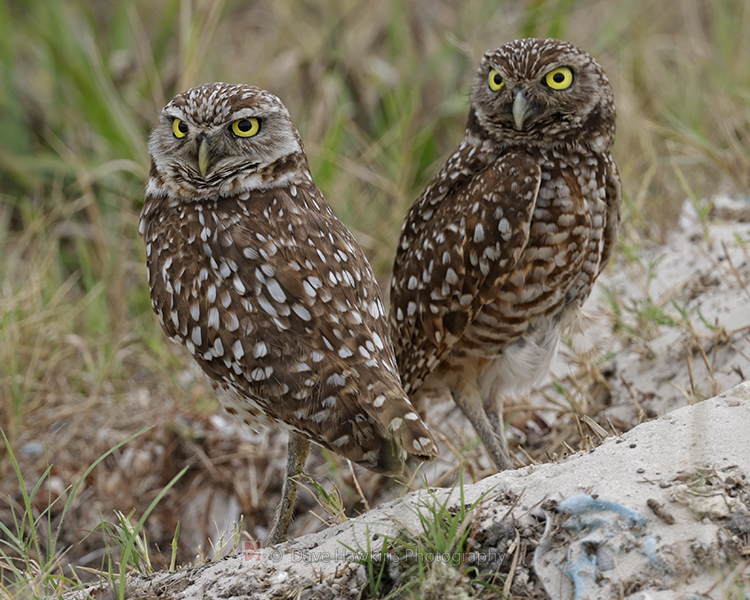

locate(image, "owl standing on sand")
[[390, 38, 621, 470], [140, 83, 437, 544]]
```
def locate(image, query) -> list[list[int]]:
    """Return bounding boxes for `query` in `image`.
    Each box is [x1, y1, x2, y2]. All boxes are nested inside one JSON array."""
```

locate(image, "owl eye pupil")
[[177, 120, 188, 133], [236, 120, 253, 132], [553, 72, 565, 83], [493, 73, 503, 86]]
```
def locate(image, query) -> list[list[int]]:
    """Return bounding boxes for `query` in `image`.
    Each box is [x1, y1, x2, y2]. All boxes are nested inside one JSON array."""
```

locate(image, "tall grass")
[[1, 0, 749, 594]]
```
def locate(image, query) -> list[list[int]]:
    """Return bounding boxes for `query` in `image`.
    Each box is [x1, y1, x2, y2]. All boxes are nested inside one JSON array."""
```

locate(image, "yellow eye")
[[488, 69, 504, 91], [545, 67, 573, 90], [231, 118, 261, 138], [172, 118, 188, 138]]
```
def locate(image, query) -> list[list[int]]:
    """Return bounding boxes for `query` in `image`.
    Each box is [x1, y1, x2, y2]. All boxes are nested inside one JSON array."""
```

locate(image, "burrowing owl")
[[140, 83, 437, 543], [390, 39, 621, 471]]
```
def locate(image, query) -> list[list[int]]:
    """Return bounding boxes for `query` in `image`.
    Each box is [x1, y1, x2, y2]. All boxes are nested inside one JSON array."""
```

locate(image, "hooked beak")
[[197, 136, 211, 178], [512, 91, 534, 131]]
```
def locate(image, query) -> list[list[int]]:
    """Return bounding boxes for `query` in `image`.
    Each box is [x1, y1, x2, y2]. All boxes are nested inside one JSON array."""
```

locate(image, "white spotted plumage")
[[141, 83, 438, 489], [390, 39, 621, 471]]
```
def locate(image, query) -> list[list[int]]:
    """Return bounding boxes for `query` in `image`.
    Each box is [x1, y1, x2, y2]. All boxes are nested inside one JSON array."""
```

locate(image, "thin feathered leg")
[[452, 385, 512, 471], [484, 402, 514, 470], [266, 432, 311, 545]]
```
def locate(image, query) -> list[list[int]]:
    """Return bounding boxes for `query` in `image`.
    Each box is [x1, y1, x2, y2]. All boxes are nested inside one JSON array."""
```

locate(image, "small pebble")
[[19, 441, 45, 459]]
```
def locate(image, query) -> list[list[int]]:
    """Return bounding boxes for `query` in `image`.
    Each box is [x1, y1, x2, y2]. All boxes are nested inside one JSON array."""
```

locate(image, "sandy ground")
[[69, 382, 750, 599], [572, 198, 750, 431]]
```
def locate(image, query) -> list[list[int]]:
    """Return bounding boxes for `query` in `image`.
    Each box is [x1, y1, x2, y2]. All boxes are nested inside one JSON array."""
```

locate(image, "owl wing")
[[150, 188, 436, 472], [598, 155, 622, 276], [390, 152, 541, 395]]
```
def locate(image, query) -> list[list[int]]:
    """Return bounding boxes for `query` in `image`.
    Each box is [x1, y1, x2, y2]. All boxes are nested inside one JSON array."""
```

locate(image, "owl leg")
[[266, 432, 311, 545], [452, 385, 513, 471], [485, 403, 513, 470]]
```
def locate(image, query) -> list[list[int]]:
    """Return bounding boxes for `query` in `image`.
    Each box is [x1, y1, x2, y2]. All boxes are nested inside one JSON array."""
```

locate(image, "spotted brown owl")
[[139, 82, 437, 543], [390, 39, 621, 471]]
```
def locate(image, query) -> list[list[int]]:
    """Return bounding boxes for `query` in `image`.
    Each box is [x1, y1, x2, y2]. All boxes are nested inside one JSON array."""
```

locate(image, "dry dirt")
[[70, 383, 750, 599]]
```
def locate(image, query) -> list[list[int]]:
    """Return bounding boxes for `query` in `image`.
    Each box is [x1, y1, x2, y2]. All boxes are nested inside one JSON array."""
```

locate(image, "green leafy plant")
[[302, 474, 347, 527], [340, 525, 399, 600], [91, 464, 187, 600], [342, 471, 503, 599]]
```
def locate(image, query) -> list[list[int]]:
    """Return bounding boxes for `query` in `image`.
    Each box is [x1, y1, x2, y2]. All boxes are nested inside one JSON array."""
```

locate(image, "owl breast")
[[447, 145, 609, 367]]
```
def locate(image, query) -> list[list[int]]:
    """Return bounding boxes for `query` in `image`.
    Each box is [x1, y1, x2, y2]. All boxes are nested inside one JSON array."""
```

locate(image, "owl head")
[[147, 83, 311, 200], [470, 38, 615, 151]]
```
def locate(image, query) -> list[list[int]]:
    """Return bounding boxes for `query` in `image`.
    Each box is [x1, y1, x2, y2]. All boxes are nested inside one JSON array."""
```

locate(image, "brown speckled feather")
[[389, 39, 621, 470], [141, 83, 437, 475], [391, 152, 541, 394]]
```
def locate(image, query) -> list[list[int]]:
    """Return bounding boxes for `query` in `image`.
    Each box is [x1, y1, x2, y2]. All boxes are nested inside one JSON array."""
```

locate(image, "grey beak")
[[198, 136, 211, 178], [513, 91, 532, 131]]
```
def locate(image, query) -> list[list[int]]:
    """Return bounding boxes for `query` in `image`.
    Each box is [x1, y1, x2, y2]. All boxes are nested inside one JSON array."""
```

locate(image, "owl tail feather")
[[393, 414, 439, 460], [353, 405, 438, 476], [370, 401, 439, 476], [371, 436, 407, 476], [369, 422, 438, 476]]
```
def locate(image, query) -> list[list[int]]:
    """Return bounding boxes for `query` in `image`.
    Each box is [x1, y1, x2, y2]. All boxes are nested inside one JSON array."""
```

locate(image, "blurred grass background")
[[1, 0, 749, 591]]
